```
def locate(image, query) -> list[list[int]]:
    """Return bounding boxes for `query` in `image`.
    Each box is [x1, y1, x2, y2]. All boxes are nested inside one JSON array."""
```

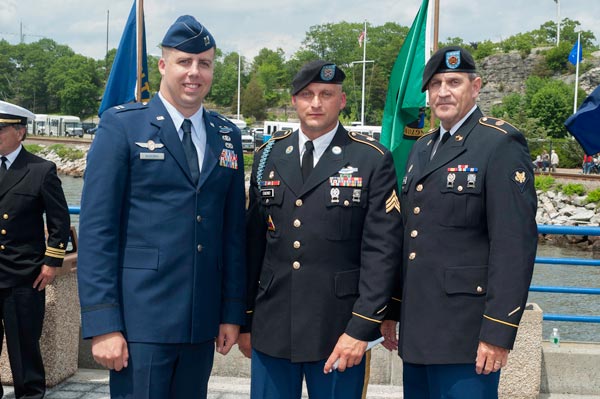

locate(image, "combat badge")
[[330, 188, 340, 203], [512, 169, 529, 193], [386, 189, 401, 214], [467, 173, 477, 188], [446, 173, 456, 188]]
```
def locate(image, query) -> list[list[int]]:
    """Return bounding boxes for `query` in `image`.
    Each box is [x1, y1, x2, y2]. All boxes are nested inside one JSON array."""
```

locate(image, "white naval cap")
[[0, 100, 35, 127]]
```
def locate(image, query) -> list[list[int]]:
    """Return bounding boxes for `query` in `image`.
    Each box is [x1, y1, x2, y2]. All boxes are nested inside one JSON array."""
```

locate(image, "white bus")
[[27, 114, 49, 135], [47, 115, 83, 137]]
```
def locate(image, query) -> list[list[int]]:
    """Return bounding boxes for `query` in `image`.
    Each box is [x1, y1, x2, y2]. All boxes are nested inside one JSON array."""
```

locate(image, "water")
[[59, 175, 600, 343]]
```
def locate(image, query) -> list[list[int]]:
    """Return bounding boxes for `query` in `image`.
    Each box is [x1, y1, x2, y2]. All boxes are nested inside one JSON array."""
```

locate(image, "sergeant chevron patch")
[[386, 190, 401, 214]]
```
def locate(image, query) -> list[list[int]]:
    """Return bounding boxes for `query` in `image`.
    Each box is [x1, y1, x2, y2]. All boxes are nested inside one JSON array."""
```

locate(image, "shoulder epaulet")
[[256, 129, 293, 152], [347, 131, 385, 155], [417, 128, 437, 141], [113, 101, 148, 113], [478, 117, 518, 134]]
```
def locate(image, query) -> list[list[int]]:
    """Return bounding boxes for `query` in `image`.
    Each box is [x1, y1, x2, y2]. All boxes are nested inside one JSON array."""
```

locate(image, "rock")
[[569, 209, 596, 221]]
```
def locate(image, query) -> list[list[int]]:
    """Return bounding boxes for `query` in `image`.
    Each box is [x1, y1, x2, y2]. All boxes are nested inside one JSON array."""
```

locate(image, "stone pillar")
[[499, 302, 543, 399]]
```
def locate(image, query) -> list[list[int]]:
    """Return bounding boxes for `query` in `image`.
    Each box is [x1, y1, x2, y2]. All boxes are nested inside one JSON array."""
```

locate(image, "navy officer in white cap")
[[0, 101, 70, 399], [77, 15, 246, 398]]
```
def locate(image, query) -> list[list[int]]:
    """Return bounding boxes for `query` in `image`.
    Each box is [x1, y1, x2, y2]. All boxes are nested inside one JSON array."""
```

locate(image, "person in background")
[[239, 60, 403, 399], [77, 15, 246, 399], [0, 101, 70, 399], [582, 154, 594, 174], [380, 46, 537, 399], [550, 150, 559, 173]]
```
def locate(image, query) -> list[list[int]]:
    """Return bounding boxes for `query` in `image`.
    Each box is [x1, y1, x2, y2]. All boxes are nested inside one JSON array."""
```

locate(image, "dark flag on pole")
[[98, 0, 150, 117], [565, 85, 600, 155]]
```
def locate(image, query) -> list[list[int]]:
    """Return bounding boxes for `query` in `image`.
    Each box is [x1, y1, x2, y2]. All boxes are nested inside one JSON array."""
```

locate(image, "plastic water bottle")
[[550, 328, 560, 347]]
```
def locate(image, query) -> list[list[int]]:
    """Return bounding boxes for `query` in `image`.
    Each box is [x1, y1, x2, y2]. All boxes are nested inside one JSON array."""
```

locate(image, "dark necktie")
[[301, 141, 314, 182], [0, 157, 7, 181], [181, 119, 200, 183], [430, 131, 450, 160]]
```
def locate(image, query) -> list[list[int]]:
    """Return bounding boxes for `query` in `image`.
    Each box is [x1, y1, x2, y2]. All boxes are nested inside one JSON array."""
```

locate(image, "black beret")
[[0, 101, 34, 128], [421, 46, 477, 92], [291, 60, 346, 95], [161, 15, 215, 54]]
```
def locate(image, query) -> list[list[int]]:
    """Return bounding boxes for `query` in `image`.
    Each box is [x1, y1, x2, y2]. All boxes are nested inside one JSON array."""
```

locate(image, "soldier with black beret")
[[380, 46, 537, 398], [0, 101, 70, 398], [77, 15, 246, 398], [239, 60, 402, 398]]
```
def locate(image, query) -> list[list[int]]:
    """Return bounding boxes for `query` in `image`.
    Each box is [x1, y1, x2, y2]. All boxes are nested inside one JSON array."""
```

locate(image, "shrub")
[[48, 144, 85, 161], [534, 175, 555, 191], [244, 153, 254, 172], [24, 144, 44, 154], [561, 183, 586, 196], [586, 189, 600, 204]]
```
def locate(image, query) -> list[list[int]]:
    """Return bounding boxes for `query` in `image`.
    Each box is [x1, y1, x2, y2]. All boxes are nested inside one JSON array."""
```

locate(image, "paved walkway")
[[1, 369, 404, 399]]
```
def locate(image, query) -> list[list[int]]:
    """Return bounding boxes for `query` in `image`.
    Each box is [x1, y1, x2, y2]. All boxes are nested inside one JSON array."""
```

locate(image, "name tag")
[[140, 152, 165, 160]]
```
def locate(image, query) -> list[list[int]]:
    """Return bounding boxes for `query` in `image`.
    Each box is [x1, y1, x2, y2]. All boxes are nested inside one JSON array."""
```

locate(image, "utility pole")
[[555, 0, 560, 46]]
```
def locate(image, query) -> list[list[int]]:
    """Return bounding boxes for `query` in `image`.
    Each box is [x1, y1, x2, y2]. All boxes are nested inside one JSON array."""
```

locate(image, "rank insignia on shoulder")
[[386, 189, 401, 214], [512, 169, 529, 192]]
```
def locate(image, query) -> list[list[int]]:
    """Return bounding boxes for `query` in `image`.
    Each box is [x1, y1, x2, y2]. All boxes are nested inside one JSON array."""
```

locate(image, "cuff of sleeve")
[[479, 314, 519, 350], [220, 299, 246, 326], [345, 313, 382, 342], [81, 305, 124, 339], [240, 310, 253, 333], [386, 297, 402, 321], [43, 256, 64, 267]]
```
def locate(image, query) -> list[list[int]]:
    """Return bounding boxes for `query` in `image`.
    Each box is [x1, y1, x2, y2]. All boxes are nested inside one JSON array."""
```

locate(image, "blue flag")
[[98, 0, 150, 117], [565, 85, 600, 155], [568, 39, 583, 65]]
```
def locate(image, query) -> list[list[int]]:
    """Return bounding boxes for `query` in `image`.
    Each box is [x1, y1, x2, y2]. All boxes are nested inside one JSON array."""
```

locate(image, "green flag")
[[380, 0, 429, 188]]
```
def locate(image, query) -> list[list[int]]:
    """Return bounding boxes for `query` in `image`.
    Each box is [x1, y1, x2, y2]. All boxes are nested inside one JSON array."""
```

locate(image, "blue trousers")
[[403, 362, 500, 399], [109, 340, 214, 399], [251, 349, 366, 399]]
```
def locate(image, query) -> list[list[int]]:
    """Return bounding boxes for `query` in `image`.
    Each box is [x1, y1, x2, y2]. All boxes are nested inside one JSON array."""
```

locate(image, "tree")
[[210, 51, 245, 107], [46, 54, 103, 117], [530, 80, 573, 138], [241, 76, 267, 120]]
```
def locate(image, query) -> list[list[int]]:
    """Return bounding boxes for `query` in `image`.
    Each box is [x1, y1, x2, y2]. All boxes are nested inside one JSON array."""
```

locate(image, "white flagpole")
[[237, 54, 241, 120], [574, 31, 580, 113], [360, 20, 367, 126]]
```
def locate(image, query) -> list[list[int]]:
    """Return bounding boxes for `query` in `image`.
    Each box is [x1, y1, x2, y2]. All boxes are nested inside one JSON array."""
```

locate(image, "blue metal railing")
[[534, 224, 600, 323], [66, 206, 598, 324]]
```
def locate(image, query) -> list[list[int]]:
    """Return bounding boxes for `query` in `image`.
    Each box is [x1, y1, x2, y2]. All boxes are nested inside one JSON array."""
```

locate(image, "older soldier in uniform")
[[77, 15, 246, 399], [239, 60, 403, 399], [0, 101, 70, 399], [380, 46, 537, 398]]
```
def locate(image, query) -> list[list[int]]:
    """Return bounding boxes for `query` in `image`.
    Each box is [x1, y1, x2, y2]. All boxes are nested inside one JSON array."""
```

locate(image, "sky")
[[1, 0, 600, 62]]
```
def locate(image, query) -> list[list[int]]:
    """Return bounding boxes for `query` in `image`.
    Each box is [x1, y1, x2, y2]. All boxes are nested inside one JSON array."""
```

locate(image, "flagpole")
[[429, 0, 439, 129], [136, 0, 144, 102], [361, 20, 367, 126], [237, 54, 241, 120], [574, 31, 581, 113], [555, 0, 561, 46]]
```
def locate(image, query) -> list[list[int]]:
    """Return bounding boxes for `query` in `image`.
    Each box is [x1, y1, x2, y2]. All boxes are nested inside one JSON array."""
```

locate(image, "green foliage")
[[243, 153, 254, 172], [24, 144, 43, 154], [585, 189, 600, 204], [48, 144, 85, 161], [528, 79, 573, 138], [542, 42, 572, 73], [241, 77, 267, 120], [534, 175, 556, 192], [561, 184, 586, 196]]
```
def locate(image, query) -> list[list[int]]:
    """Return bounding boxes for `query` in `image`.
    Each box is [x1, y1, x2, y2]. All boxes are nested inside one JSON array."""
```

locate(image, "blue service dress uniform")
[[245, 125, 402, 396], [0, 148, 70, 398], [77, 96, 246, 388], [388, 108, 537, 367]]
